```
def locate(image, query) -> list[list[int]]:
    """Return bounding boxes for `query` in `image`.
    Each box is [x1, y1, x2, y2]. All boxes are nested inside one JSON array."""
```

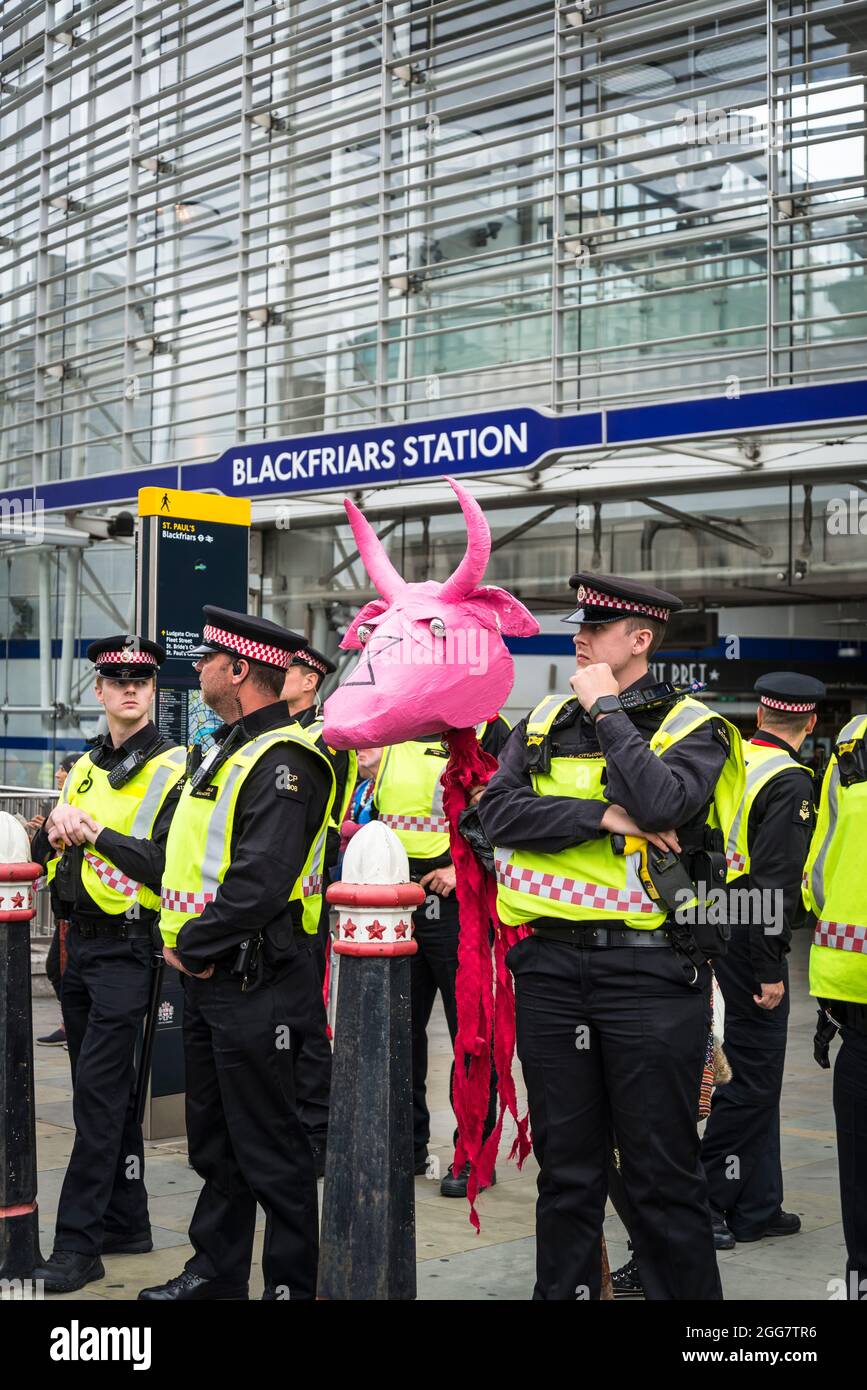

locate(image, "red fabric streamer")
[[442, 727, 531, 1231]]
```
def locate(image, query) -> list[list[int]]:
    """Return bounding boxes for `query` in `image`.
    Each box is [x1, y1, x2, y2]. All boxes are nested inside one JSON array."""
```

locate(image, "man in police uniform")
[[139, 608, 334, 1301], [281, 642, 355, 1174], [805, 708, 867, 1299], [701, 673, 823, 1251], [31, 637, 186, 1294], [479, 575, 743, 1300], [374, 715, 511, 1197]]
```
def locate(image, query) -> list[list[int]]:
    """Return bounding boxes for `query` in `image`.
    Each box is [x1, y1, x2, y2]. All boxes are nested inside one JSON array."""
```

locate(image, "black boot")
[[138, 1270, 248, 1301], [32, 1250, 105, 1294], [611, 1256, 645, 1299], [439, 1161, 496, 1198]]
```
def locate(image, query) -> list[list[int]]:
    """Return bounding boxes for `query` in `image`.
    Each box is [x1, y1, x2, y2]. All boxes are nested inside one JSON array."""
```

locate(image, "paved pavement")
[[30, 929, 847, 1301]]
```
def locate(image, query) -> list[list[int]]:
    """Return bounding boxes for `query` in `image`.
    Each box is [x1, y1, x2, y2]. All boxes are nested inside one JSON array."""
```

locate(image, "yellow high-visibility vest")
[[46, 744, 186, 914], [724, 740, 812, 878], [494, 694, 745, 929], [805, 715, 867, 1004], [159, 724, 335, 946]]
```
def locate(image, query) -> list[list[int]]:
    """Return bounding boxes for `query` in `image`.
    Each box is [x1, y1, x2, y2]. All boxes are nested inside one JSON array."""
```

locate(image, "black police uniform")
[[30, 638, 182, 1280], [478, 575, 729, 1301], [702, 674, 823, 1244], [138, 610, 332, 1302]]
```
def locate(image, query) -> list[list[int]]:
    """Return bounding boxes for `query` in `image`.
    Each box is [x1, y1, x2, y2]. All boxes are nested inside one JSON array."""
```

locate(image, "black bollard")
[[318, 822, 424, 1301], [0, 852, 44, 1281]]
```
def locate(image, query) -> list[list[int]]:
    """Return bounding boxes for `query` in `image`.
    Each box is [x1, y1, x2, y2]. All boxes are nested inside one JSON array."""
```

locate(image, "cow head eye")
[[429, 618, 446, 638], [357, 624, 373, 644]]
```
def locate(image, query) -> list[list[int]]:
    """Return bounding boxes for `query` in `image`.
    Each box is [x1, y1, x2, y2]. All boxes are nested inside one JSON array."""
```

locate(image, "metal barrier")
[[0, 786, 59, 938]]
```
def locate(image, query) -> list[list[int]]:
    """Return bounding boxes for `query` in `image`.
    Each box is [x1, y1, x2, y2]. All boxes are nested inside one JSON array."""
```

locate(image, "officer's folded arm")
[[477, 718, 608, 852], [594, 711, 727, 832], [173, 742, 330, 974]]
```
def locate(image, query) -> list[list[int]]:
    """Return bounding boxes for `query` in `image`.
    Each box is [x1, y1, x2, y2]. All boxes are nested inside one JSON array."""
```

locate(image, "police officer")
[[701, 673, 823, 1250], [281, 642, 357, 1175], [805, 708, 867, 1300], [478, 574, 744, 1300], [139, 608, 335, 1301], [31, 637, 186, 1294], [374, 715, 511, 1196]]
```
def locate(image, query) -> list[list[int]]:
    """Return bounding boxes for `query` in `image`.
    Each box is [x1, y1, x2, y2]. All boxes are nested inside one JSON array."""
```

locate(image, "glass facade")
[[2, 0, 867, 780], [4, 0, 867, 481]]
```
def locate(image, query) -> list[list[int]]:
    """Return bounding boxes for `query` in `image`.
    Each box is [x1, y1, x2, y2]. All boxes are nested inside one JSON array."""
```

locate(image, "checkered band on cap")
[[574, 584, 670, 621], [295, 651, 329, 675], [94, 649, 157, 667], [759, 695, 817, 713], [203, 622, 292, 670]]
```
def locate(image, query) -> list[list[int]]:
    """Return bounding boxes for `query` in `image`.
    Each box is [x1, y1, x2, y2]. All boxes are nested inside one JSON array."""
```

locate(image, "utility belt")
[[531, 921, 672, 949], [69, 913, 155, 942]]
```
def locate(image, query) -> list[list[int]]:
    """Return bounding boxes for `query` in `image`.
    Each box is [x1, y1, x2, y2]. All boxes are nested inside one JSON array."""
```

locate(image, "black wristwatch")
[[588, 695, 623, 723]]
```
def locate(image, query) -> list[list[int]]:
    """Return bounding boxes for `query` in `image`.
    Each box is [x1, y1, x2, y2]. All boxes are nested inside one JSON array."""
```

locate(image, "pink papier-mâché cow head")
[[322, 478, 539, 749]]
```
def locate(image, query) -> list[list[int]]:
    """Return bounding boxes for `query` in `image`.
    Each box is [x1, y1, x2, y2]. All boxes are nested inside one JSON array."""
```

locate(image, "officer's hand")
[[420, 864, 457, 897], [601, 804, 681, 854], [47, 805, 99, 847], [79, 818, 105, 845], [162, 945, 214, 980], [754, 981, 785, 1010], [570, 662, 619, 711]]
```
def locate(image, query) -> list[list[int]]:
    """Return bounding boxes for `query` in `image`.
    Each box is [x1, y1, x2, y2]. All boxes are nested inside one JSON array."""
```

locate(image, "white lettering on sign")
[[231, 422, 529, 489]]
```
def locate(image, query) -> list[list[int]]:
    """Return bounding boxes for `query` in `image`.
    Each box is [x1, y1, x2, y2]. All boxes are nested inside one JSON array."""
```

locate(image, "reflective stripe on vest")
[[725, 748, 802, 876], [814, 920, 867, 954], [161, 888, 215, 915], [83, 851, 140, 900], [494, 850, 656, 916], [808, 762, 840, 911], [380, 812, 449, 834]]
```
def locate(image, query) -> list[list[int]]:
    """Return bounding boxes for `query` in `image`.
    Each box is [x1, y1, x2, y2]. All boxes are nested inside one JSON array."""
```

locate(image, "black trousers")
[[182, 951, 320, 1299], [834, 1027, 867, 1299], [293, 909, 332, 1144], [508, 934, 721, 1301], [410, 885, 496, 1161], [701, 934, 789, 1238], [56, 928, 153, 1256]]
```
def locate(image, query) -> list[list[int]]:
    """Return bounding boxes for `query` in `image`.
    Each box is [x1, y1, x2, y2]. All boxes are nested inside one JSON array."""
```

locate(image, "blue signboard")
[[3, 376, 867, 515]]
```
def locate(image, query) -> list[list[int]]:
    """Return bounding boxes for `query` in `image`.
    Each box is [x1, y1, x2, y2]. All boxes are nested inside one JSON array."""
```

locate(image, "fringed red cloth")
[[443, 726, 532, 1231]]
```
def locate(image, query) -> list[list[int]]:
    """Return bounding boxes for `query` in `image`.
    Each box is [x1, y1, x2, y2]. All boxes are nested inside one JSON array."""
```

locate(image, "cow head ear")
[[465, 586, 540, 638], [340, 598, 390, 650]]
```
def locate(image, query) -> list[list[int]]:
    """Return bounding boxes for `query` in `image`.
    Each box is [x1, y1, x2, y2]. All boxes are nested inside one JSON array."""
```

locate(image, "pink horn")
[[344, 498, 406, 603], [438, 477, 491, 603]]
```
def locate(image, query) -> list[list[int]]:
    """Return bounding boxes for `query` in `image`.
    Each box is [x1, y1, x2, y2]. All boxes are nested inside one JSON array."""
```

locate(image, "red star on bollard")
[[10, 892, 25, 909], [367, 919, 386, 940], [394, 921, 409, 939], [343, 920, 357, 939]]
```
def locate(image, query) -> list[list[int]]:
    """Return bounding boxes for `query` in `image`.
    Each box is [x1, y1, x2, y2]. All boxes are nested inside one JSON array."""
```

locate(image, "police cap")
[[563, 573, 683, 627], [189, 606, 306, 672], [290, 645, 336, 682], [754, 672, 825, 714], [87, 634, 165, 678]]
